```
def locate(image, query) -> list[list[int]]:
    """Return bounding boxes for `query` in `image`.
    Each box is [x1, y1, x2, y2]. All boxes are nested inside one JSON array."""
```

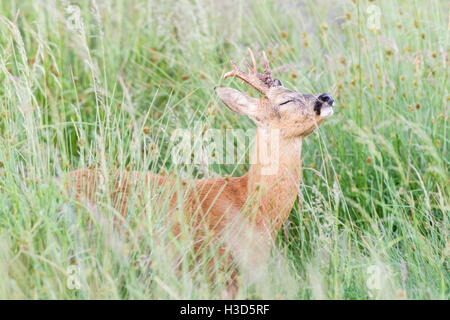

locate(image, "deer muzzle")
[[314, 93, 334, 117]]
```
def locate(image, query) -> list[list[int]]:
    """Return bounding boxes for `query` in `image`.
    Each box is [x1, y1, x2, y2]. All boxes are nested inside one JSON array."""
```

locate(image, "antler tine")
[[247, 48, 258, 75], [244, 61, 253, 74], [223, 60, 239, 79], [223, 49, 270, 95]]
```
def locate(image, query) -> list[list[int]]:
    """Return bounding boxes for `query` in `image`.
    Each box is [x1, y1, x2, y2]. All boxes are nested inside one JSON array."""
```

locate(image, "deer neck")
[[245, 126, 303, 236]]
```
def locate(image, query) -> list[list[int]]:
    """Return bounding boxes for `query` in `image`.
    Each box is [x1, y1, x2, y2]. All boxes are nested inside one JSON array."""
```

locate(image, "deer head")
[[215, 49, 334, 138]]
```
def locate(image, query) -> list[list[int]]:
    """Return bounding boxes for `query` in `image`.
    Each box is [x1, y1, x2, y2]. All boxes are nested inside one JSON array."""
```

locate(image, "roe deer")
[[66, 49, 334, 297]]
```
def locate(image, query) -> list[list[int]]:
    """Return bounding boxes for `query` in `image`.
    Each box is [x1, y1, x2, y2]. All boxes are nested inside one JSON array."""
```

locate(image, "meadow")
[[0, 0, 448, 299]]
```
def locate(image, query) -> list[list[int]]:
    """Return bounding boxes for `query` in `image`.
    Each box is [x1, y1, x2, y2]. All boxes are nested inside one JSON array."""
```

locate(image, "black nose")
[[318, 93, 334, 105]]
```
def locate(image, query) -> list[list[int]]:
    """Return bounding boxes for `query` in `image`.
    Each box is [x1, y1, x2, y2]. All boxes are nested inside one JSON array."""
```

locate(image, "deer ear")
[[215, 87, 259, 116]]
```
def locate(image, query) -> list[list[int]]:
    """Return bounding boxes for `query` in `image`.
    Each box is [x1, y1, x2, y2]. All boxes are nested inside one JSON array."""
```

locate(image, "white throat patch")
[[320, 105, 334, 118]]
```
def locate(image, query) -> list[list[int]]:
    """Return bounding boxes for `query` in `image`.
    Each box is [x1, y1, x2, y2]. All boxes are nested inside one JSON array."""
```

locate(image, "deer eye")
[[279, 99, 293, 106]]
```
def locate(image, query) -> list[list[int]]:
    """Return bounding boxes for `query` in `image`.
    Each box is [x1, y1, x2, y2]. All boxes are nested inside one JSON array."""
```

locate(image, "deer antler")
[[224, 48, 277, 96], [259, 51, 277, 88]]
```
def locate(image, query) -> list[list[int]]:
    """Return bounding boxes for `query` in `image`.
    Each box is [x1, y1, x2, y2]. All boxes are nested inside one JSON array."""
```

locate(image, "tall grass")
[[0, 0, 448, 299]]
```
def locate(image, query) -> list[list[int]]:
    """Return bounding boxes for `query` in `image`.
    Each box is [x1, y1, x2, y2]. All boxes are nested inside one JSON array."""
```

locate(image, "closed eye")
[[279, 100, 293, 106]]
